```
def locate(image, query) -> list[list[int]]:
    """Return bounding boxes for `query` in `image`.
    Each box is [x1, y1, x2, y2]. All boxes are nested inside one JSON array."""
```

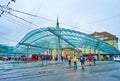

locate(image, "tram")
[[28, 54, 39, 61], [20, 54, 53, 61]]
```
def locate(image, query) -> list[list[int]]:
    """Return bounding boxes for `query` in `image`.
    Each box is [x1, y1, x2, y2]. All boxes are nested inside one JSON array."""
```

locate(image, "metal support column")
[[26, 45, 29, 62], [98, 51, 101, 61], [58, 37, 61, 62], [49, 50, 52, 55], [74, 48, 76, 55], [56, 18, 61, 62]]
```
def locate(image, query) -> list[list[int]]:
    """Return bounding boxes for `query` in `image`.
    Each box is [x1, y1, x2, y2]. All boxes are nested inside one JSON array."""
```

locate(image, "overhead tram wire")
[[0, 27, 24, 41], [5, 6, 120, 33], [0, 5, 40, 44], [1, 16, 35, 41], [56, 13, 120, 33], [2, 6, 90, 32], [0, 36, 18, 43], [1, 16, 37, 42], [0, 5, 102, 33], [59, 22, 92, 33], [35, 0, 46, 15], [0, 8, 40, 36], [7, 12, 39, 29], [0, 32, 18, 42], [0, 6, 40, 29], [1, 15, 33, 31], [0, 11, 39, 30], [4, 6, 56, 22], [1, 5, 120, 34], [0, 31, 9, 35], [0, 0, 15, 17], [80, 14, 120, 27], [2, 14, 34, 30], [0, 31, 21, 40]]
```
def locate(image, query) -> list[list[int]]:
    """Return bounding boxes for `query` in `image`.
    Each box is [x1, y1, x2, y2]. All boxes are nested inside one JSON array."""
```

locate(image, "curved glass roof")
[[14, 27, 120, 55]]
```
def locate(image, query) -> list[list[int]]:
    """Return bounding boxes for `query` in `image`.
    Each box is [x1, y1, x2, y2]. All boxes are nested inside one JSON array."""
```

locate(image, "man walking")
[[80, 55, 85, 69]]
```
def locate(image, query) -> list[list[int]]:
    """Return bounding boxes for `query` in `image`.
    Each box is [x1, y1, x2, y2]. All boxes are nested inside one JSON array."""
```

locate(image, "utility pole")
[[0, 0, 15, 17]]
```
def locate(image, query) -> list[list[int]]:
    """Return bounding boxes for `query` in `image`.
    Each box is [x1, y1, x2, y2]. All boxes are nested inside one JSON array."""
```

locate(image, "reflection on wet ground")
[[0, 61, 120, 81]]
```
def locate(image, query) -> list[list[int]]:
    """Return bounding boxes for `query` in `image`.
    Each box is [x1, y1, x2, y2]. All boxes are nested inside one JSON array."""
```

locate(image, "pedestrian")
[[72, 55, 77, 70], [41, 55, 45, 66], [88, 53, 92, 66], [92, 56, 96, 65], [80, 55, 85, 69], [67, 55, 71, 68], [55, 55, 58, 61], [61, 55, 64, 63]]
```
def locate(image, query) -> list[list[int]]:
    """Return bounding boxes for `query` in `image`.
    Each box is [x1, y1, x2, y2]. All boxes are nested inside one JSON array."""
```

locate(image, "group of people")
[[66, 54, 96, 70], [67, 55, 85, 70]]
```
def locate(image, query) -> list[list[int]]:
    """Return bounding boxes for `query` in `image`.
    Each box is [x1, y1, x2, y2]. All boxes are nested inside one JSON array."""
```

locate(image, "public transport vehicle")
[[28, 54, 39, 61], [20, 54, 53, 61], [40, 54, 53, 61], [20, 55, 26, 61], [45, 55, 53, 60]]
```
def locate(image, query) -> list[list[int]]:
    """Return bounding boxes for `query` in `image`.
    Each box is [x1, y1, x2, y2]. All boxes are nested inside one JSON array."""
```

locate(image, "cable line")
[[1, 6, 88, 32], [3, 14, 34, 30], [4, 6, 120, 33], [0, 36, 18, 43], [35, 0, 45, 15], [1, 15, 32, 31], [1, 4, 120, 34], [0, 0, 15, 16], [1, 16, 36, 41], [8, 12, 39, 28], [0, 6, 40, 28]]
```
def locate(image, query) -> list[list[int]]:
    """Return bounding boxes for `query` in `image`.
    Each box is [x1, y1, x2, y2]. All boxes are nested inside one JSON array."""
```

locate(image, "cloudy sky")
[[0, 0, 120, 49]]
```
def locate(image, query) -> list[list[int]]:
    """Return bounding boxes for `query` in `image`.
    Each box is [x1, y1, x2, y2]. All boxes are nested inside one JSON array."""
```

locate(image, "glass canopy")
[[14, 27, 120, 55]]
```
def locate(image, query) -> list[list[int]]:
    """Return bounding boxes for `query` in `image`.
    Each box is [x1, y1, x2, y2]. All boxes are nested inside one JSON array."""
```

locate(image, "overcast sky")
[[0, 0, 120, 50]]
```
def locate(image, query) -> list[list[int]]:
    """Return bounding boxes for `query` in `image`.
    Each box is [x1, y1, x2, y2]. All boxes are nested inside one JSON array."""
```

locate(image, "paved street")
[[0, 61, 120, 81]]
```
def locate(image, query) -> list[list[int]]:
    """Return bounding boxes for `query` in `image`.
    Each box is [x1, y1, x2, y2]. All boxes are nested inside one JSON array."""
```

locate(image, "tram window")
[[32, 55, 35, 58]]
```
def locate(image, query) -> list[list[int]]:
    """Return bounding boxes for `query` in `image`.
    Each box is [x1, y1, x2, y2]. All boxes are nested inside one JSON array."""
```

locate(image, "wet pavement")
[[0, 60, 120, 81]]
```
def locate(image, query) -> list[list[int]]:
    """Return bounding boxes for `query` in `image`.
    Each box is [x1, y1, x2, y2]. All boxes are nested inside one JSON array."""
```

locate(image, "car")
[[113, 55, 120, 62]]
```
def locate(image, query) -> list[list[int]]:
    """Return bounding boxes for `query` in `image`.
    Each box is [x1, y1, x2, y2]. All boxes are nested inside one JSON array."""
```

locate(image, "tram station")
[[0, 20, 120, 81], [0, 0, 120, 81], [0, 19, 119, 62]]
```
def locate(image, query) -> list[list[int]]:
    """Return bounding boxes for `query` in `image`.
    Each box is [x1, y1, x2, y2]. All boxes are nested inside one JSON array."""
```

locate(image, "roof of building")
[[13, 27, 120, 55], [91, 32, 117, 39]]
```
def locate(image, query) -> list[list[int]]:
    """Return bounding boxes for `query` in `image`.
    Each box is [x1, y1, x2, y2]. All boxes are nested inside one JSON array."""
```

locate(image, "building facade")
[[90, 32, 119, 60], [91, 32, 118, 49]]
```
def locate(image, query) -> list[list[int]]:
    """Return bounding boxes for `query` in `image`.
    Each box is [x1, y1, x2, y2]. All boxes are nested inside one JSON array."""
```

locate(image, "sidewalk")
[[0, 61, 120, 81]]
